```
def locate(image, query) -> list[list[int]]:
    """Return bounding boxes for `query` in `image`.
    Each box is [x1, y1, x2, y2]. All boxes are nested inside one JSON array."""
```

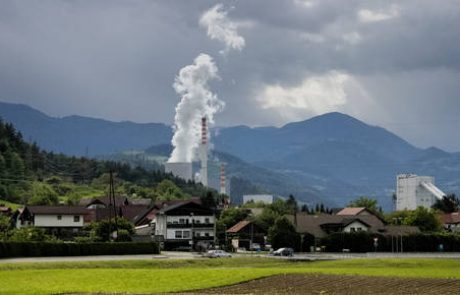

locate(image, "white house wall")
[[34, 214, 84, 227], [166, 229, 214, 239], [343, 221, 368, 232]]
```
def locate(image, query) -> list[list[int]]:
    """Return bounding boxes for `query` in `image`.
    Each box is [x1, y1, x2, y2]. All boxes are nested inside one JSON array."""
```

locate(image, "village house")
[[441, 212, 460, 232], [15, 206, 88, 238], [287, 207, 419, 251], [80, 196, 152, 224], [134, 198, 216, 250], [226, 220, 267, 251]]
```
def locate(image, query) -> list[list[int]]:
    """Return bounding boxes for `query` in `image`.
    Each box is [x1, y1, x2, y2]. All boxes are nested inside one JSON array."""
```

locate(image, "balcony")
[[167, 223, 214, 229]]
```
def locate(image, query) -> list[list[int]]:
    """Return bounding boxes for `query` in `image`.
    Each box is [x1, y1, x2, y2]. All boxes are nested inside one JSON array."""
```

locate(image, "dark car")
[[273, 247, 294, 256]]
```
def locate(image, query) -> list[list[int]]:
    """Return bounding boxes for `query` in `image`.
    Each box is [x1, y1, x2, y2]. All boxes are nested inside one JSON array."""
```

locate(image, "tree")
[[8, 227, 55, 242], [432, 194, 460, 213], [320, 204, 325, 213], [0, 215, 12, 239], [200, 191, 217, 209], [405, 207, 442, 232], [28, 182, 59, 205], [216, 207, 248, 232], [8, 152, 25, 179], [155, 179, 188, 200], [348, 197, 379, 214], [300, 204, 310, 213], [268, 216, 300, 251], [286, 195, 298, 213], [91, 217, 135, 242]]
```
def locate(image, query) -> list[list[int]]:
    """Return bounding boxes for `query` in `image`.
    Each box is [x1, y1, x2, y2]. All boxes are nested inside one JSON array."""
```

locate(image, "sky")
[[0, 0, 460, 151]]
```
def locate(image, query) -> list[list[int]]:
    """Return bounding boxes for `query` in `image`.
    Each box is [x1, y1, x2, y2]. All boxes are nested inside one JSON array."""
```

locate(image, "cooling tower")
[[165, 162, 193, 182]]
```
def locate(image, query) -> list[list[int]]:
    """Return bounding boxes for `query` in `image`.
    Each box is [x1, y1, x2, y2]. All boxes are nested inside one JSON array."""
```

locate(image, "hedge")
[[320, 232, 460, 253], [0, 242, 160, 258]]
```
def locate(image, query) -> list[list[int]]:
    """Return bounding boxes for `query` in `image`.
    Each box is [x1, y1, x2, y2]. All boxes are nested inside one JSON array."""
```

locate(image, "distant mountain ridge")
[[0, 101, 173, 156], [1, 101, 459, 208]]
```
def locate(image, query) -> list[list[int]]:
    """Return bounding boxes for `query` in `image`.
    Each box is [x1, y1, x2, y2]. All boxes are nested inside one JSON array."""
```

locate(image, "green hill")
[[0, 118, 208, 206]]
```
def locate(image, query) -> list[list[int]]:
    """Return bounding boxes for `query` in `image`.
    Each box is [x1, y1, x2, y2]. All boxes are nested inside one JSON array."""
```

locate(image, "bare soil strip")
[[186, 274, 460, 294]]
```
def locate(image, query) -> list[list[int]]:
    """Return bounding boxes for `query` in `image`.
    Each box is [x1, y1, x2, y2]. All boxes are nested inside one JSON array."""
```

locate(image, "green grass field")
[[1, 258, 459, 294]]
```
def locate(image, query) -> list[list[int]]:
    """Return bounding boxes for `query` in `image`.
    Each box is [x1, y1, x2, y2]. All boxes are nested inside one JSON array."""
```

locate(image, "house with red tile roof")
[[226, 220, 267, 251], [441, 212, 460, 232]]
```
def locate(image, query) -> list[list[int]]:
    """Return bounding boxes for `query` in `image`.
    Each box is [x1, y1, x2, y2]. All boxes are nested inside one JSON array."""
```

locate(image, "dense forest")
[[0, 118, 210, 205]]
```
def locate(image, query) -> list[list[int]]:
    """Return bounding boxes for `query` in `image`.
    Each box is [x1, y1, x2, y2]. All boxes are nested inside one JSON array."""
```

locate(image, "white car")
[[204, 250, 232, 258], [272, 247, 294, 257]]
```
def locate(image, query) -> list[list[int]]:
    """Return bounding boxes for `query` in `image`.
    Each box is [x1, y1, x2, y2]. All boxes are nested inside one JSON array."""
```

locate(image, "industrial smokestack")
[[220, 162, 226, 195], [200, 117, 208, 187]]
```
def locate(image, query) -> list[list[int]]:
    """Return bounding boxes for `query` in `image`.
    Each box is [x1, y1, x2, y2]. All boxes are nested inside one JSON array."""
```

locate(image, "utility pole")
[[109, 170, 119, 240]]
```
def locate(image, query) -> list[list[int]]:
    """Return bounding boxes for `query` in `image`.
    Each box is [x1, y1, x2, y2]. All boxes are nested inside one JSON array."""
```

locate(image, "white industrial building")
[[396, 174, 446, 211]]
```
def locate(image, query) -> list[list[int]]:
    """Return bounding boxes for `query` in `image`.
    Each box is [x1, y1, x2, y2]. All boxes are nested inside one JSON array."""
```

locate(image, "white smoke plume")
[[199, 4, 245, 53], [169, 54, 224, 163]]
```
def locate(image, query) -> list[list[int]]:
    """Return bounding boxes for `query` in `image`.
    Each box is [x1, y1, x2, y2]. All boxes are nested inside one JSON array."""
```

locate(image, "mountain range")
[[1, 101, 459, 209]]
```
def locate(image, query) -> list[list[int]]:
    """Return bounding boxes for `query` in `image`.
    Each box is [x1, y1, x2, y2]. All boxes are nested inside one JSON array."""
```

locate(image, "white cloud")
[[294, 0, 315, 8], [300, 32, 326, 43], [342, 32, 362, 45], [256, 71, 353, 121], [358, 5, 400, 23], [199, 4, 245, 53]]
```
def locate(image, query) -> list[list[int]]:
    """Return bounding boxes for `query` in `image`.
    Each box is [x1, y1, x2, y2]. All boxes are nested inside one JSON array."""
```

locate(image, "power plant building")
[[396, 174, 445, 211], [165, 162, 193, 182]]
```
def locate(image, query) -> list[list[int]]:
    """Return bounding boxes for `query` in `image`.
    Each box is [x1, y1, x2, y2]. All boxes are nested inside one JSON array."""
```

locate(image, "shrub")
[[0, 242, 160, 258]]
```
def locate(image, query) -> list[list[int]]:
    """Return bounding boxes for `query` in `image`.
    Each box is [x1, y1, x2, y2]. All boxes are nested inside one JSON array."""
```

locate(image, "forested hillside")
[[0, 118, 209, 205]]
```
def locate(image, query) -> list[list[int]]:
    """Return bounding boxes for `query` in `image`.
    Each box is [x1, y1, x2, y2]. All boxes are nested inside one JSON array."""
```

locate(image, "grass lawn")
[[1, 258, 460, 294], [0, 198, 21, 210]]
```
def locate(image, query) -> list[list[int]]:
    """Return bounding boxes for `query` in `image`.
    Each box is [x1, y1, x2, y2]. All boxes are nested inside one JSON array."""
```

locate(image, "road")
[[0, 251, 201, 263], [2, 251, 460, 263]]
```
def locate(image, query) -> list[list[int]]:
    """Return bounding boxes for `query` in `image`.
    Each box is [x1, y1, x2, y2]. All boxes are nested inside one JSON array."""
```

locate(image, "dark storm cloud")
[[0, 0, 459, 151]]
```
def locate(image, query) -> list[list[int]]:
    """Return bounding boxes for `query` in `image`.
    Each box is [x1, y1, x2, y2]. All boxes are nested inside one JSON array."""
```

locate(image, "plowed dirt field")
[[187, 274, 460, 294]]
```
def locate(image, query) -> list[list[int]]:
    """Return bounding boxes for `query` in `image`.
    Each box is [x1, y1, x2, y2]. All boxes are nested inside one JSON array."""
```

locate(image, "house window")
[[183, 231, 190, 238], [175, 231, 183, 239], [205, 218, 210, 224], [357, 227, 363, 231], [73, 216, 80, 222], [195, 232, 200, 237], [204, 232, 210, 237], [173, 220, 179, 224], [350, 227, 356, 232], [195, 219, 201, 224], [179, 218, 185, 224], [57, 215, 62, 220]]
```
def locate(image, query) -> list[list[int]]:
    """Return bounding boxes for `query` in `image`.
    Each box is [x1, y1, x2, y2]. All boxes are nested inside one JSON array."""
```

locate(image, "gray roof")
[[27, 206, 88, 215], [287, 213, 386, 238]]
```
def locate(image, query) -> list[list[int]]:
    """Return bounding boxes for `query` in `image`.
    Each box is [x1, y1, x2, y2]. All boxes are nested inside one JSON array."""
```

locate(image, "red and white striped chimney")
[[200, 117, 208, 187], [220, 163, 226, 195]]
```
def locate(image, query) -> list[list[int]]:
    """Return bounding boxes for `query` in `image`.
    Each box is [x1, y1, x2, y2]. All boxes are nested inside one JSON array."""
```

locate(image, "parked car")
[[272, 247, 294, 256], [204, 250, 232, 258]]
